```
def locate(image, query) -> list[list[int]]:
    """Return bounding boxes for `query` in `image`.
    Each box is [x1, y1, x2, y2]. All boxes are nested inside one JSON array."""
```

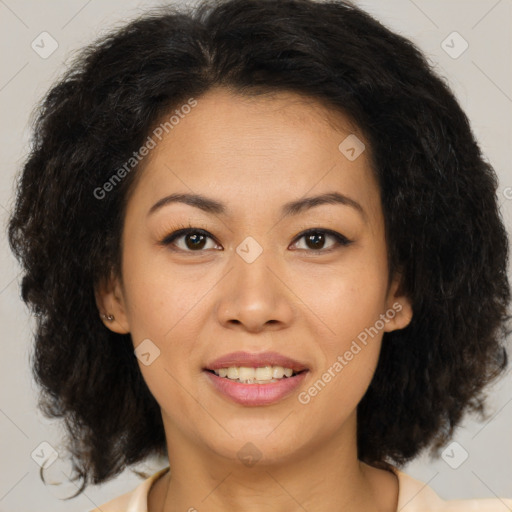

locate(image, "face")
[[96, 87, 412, 468]]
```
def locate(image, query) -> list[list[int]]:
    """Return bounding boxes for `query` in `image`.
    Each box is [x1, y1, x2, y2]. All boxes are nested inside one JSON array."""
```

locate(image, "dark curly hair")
[[7, 0, 511, 495]]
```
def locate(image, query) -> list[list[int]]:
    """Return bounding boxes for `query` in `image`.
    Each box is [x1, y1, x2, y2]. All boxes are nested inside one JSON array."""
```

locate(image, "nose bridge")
[[232, 233, 276, 299], [215, 233, 294, 330]]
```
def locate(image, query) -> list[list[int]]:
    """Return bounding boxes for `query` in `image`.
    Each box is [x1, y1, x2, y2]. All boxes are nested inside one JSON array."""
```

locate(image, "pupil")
[[186, 233, 206, 250], [184, 232, 326, 251], [307, 233, 324, 250]]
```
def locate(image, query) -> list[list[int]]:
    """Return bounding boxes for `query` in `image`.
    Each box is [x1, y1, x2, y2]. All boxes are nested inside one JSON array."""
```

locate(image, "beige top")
[[91, 466, 512, 512]]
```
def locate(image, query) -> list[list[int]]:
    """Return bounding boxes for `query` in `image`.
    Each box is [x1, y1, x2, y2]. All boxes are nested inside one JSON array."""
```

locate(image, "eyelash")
[[158, 223, 353, 254]]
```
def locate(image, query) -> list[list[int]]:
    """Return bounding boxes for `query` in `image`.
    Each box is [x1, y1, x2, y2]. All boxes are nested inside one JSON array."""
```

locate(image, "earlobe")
[[383, 273, 413, 332], [93, 272, 131, 334], [384, 298, 413, 332]]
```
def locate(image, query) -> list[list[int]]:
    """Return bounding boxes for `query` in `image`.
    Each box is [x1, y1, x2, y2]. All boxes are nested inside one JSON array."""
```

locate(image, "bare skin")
[[96, 87, 412, 512], [148, 459, 399, 512]]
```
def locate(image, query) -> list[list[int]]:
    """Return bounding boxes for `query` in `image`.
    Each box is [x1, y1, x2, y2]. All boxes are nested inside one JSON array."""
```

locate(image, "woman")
[[7, 0, 511, 510]]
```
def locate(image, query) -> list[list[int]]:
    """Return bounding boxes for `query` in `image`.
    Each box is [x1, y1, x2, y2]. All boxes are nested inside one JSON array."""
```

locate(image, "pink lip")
[[204, 351, 309, 372], [204, 370, 308, 406]]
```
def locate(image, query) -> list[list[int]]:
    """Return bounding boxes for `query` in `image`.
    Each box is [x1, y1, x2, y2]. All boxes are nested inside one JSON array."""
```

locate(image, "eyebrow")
[[147, 191, 366, 221]]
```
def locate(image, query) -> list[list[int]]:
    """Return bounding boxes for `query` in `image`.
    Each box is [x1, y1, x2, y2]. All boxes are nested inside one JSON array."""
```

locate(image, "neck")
[[150, 411, 398, 512]]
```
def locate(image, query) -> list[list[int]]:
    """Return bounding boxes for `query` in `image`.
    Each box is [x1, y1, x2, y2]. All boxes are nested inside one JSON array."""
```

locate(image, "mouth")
[[204, 366, 308, 384], [204, 350, 309, 384], [203, 351, 310, 405], [203, 367, 309, 406]]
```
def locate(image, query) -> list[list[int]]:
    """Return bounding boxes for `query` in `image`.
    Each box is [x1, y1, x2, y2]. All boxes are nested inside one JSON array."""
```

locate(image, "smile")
[[204, 368, 308, 406]]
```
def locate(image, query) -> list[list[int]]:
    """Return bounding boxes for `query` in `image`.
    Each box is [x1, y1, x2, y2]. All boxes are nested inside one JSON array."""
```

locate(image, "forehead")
[[128, 87, 382, 228]]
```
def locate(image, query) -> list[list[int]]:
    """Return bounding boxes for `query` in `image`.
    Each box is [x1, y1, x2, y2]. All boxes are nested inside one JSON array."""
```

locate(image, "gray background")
[[1, 0, 511, 510]]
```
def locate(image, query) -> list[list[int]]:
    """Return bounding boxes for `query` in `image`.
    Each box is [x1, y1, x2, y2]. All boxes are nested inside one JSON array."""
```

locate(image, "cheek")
[[299, 276, 385, 426], [317, 280, 384, 396], [121, 243, 210, 343], [296, 251, 387, 413], [300, 339, 382, 436], [306, 255, 389, 347], [119, 251, 208, 412]]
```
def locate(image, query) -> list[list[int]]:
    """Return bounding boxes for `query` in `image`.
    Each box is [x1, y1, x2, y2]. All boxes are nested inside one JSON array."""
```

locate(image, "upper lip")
[[205, 351, 309, 372]]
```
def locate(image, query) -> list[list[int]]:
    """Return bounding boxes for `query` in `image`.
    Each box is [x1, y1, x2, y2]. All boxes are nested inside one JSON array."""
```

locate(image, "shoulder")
[[395, 469, 512, 511], [88, 467, 170, 512]]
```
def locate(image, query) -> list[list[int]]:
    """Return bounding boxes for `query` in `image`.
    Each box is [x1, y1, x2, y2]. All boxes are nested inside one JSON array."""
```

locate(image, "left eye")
[[160, 228, 352, 253], [291, 229, 352, 252]]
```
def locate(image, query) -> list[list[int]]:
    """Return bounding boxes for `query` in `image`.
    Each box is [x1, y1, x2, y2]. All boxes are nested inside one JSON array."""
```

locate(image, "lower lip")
[[204, 370, 308, 406]]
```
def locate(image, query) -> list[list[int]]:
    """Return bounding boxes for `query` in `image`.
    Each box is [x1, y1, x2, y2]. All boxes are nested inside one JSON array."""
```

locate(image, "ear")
[[383, 271, 413, 332], [94, 270, 131, 334]]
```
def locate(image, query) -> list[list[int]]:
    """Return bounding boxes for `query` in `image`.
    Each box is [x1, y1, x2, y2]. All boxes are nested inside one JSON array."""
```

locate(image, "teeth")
[[239, 367, 255, 381], [226, 367, 239, 379], [212, 365, 299, 383], [255, 366, 273, 380], [272, 366, 285, 379]]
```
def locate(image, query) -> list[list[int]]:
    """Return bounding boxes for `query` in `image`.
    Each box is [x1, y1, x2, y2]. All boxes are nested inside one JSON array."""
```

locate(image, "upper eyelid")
[[162, 226, 350, 250]]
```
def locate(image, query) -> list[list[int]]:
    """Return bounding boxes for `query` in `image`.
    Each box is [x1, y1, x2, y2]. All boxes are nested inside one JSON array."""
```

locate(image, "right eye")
[[159, 226, 221, 253]]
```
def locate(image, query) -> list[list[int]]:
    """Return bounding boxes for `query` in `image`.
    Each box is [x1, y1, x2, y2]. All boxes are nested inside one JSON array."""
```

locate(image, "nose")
[[215, 248, 295, 333]]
